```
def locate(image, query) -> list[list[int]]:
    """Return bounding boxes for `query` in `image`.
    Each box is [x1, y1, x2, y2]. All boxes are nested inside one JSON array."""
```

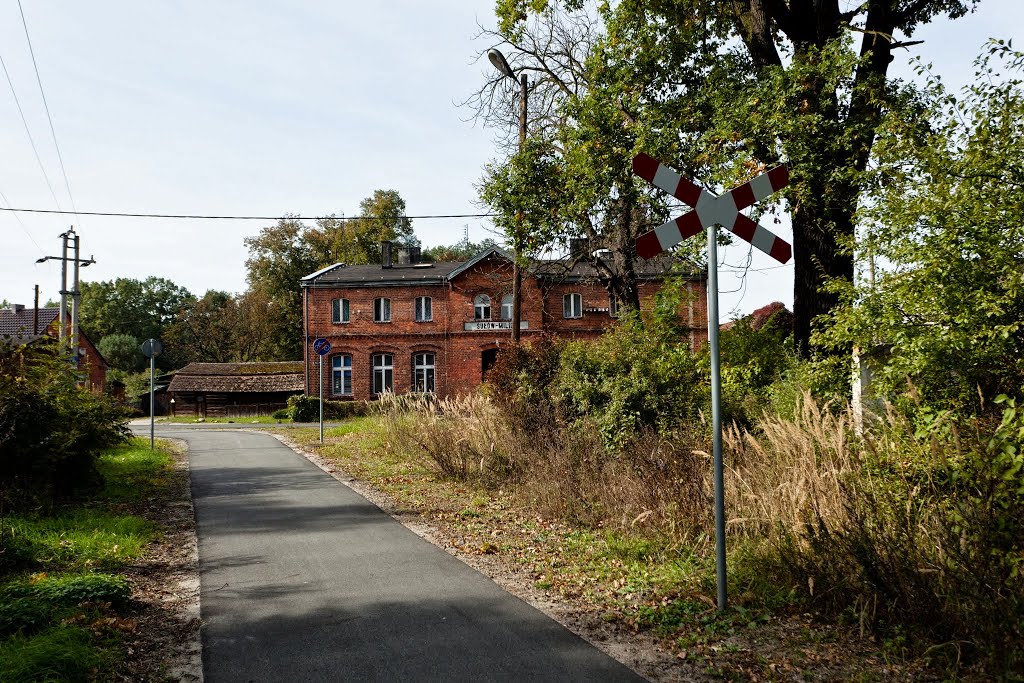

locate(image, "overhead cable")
[[17, 0, 79, 221]]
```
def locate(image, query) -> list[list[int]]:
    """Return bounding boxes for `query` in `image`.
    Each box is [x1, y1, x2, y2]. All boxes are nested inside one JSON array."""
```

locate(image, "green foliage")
[[97, 333, 142, 372], [822, 44, 1024, 414], [716, 312, 794, 424], [79, 276, 194, 369], [94, 440, 174, 505], [286, 395, 370, 422], [480, 0, 979, 353], [163, 288, 278, 364], [422, 238, 498, 263], [0, 338, 129, 507]]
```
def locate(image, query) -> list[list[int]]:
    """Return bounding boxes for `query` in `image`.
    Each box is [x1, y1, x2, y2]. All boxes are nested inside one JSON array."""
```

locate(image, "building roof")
[[300, 247, 703, 288], [0, 306, 59, 343], [167, 362, 305, 394]]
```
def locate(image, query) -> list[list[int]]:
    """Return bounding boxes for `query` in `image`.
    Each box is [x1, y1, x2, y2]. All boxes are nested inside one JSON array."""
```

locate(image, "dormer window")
[[474, 294, 491, 320]]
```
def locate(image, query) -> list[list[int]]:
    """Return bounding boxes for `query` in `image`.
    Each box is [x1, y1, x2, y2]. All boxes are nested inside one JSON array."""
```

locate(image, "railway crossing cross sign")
[[632, 152, 792, 263], [632, 152, 791, 613]]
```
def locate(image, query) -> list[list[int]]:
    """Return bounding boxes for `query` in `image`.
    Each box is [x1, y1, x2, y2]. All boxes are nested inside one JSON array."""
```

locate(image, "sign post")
[[312, 338, 332, 443], [140, 339, 163, 450], [632, 153, 791, 611]]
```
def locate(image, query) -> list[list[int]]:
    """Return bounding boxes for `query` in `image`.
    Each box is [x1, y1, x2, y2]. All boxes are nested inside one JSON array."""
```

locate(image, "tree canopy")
[[822, 42, 1024, 413], [476, 0, 979, 354]]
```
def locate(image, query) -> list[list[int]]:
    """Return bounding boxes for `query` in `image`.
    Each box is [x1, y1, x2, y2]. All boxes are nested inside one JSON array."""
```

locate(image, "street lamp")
[[488, 48, 528, 343]]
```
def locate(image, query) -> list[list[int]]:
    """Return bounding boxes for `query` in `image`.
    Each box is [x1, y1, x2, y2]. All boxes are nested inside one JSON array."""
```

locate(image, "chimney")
[[8, 303, 25, 314], [381, 241, 393, 269], [397, 247, 411, 265], [569, 238, 589, 257]]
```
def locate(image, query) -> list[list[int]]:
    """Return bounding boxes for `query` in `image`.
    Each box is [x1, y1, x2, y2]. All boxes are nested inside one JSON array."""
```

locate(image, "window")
[[474, 294, 491, 320], [372, 353, 393, 394], [413, 352, 435, 393], [415, 296, 432, 322], [331, 298, 350, 324], [609, 295, 620, 318], [374, 297, 391, 323], [563, 293, 583, 319], [500, 294, 513, 320], [332, 355, 352, 396]]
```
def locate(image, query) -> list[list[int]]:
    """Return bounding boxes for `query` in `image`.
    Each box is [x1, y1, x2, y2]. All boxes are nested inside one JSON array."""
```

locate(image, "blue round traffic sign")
[[312, 338, 331, 356]]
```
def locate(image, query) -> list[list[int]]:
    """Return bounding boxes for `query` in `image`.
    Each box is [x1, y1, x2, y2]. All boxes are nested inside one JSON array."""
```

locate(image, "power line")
[[17, 0, 79, 222], [0, 188, 44, 254], [0, 49, 63, 211], [0, 206, 497, 221]]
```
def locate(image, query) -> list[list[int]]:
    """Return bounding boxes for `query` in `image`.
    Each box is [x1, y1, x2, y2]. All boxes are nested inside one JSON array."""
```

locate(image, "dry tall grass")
[[725, 394, 856, 539]]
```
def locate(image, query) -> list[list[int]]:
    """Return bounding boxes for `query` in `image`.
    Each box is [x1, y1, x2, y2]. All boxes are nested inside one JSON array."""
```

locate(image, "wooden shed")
[[167, 362, 304, 418]]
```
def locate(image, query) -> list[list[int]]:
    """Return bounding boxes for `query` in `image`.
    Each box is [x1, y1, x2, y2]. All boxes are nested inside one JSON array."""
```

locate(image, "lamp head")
[[487, 48, 515, 80]]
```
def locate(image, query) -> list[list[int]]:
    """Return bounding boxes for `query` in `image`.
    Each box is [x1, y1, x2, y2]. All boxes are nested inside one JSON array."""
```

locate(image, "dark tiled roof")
[[303, 261, 463, 287], [0, 307, 59, 342], [301, 248, 703, 288], [168, 362, 305, 394]]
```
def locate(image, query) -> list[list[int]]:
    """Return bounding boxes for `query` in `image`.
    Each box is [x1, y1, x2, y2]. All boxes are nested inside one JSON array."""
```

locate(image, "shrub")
[[286, 395, 370, 422], [0, 338, 128, 508], [728, 394, 1024, 674], [271, 408, 290, 420], [552, 314, 707, 450]]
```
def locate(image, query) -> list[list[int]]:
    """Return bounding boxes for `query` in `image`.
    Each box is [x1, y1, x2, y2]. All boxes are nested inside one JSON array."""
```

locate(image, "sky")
[[1, 1, 1020, 320]]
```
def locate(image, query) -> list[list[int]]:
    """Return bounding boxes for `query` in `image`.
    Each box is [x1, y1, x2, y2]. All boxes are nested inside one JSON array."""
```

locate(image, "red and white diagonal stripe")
[[633, 153, 791, 264]]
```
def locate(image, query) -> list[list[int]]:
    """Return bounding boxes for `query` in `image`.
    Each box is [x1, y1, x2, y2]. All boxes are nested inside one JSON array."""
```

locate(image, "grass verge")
[[0, 437, 176, 682]]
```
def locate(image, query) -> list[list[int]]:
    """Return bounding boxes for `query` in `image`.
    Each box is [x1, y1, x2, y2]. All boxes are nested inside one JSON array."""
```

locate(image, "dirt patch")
[[114, 439, 203, 682]]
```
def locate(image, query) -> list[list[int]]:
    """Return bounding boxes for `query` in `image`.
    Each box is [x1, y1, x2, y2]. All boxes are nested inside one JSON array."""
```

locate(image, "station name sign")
[[463, 321, 529, 332]]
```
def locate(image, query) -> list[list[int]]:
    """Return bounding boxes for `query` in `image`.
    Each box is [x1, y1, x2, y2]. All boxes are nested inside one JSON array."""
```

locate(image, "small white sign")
[[464, 321, 529, 332]]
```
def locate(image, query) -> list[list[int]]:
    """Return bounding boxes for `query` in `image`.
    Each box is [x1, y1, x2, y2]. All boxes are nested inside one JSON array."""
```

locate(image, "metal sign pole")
[[706, 225, 727, 611], [150, 352, 156, 450], [319, 354, 324, 443]]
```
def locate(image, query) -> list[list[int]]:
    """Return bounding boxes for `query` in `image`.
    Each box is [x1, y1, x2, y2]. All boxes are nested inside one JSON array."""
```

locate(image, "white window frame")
[[563, 293, 583, 319], [500, 294, 513, 320], [413, 352, 435, 393], [372, 353, 394, 394], [332, 298, 350, 324], [332, 355, 352, 396], [374, 297, 391, 323], [415, 296, 433, 322], [474, 294, 491, 320]]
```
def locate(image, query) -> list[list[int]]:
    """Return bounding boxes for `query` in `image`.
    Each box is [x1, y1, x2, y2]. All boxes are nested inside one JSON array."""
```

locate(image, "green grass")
[[158, 415, 286, 424], [0, 436, 177, 680], [0, 625, 113, 683]]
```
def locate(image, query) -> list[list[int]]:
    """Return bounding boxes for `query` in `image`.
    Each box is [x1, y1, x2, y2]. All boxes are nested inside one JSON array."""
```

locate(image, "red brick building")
[[0, 304, 108, 393], [300, 246, 707, 401]]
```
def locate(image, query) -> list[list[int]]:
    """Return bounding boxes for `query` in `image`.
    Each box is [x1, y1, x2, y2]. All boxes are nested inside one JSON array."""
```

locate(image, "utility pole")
[[71, 231, 81, 366], [36, 227, 95, 362]]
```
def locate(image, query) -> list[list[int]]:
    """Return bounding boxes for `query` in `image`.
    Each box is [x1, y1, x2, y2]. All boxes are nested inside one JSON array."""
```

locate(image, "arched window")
[[474, 294, 491, 320], [500, 294, 513, 320], [413, 352, 435, 393]]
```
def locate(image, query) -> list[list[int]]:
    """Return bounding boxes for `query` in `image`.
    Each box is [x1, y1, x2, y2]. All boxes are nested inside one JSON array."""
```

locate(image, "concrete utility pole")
[[36, 226, 95, 362]]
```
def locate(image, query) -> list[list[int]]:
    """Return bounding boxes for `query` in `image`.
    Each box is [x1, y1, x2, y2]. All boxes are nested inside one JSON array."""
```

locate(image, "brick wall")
[[304, 255, 708, 400]]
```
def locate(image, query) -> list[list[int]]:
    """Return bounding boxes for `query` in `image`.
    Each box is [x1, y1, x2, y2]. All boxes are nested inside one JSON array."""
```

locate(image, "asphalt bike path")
[[145, 426, 645, 682]]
